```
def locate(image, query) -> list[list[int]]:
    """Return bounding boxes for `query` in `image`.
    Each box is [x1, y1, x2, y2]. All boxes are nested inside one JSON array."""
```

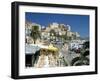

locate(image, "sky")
[[25, 12, 89, 38]]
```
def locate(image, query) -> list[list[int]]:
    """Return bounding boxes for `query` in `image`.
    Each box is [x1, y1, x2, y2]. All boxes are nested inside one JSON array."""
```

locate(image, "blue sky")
[[25, 12, 89, 38]]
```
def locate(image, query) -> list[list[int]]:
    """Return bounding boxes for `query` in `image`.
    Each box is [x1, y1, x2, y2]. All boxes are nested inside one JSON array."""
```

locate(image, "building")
[[69, 39, 86, 50], [25, 21, 80, 44], [41, 22, 80, 41]]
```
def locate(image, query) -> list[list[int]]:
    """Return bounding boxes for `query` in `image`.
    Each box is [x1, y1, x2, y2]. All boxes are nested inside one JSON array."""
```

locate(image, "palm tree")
[[83, 41, 89, 49], [71, 41, 89, 66], [71, 53, 89, 66], [30, 25, 41, 44]]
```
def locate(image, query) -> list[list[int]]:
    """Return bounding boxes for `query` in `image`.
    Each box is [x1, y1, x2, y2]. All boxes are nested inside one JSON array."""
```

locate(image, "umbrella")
[[48, 44, 58, 52]]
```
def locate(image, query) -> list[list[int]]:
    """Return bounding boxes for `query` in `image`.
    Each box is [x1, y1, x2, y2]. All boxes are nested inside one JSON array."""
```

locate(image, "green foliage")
[[83, 41, 89, 49], [71, 56, 89, 66], [83, 50, 89, 57], [30, 25, 41, 44], [71, 41, 90, 66]]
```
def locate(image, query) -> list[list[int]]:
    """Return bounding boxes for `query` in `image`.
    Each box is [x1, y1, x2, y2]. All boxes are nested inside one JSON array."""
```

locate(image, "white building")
[[70, 39, 86, 50]]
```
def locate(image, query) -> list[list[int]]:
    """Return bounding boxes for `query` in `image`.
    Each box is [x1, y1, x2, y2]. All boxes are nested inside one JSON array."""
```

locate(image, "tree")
[[71, 54, 89, 66], [83, 41, 89, 49], [30, 25, 41, 44], [71, 41, 90, 66]]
